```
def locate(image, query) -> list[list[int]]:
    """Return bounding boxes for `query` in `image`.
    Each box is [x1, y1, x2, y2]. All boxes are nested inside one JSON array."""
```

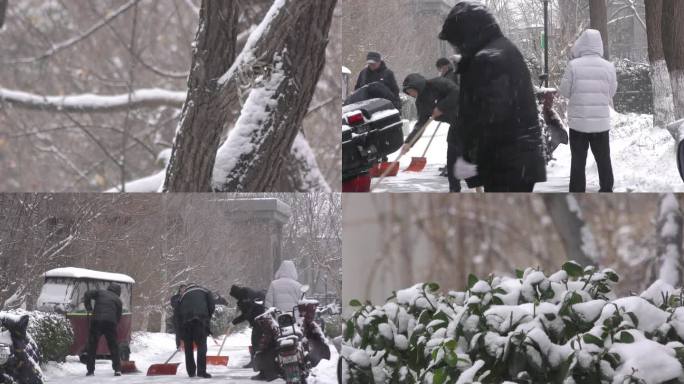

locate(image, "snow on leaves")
[[342, 263, 684, 383]]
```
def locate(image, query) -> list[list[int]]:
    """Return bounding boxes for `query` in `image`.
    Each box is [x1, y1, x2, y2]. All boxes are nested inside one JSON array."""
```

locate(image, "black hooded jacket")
[[403, 74, 460, 146], [83, 284, 123, 324], [354, 61, 400, 101], [439, 1, 546, 187], [229, 285, 266, 327], [175, 284, 216, 325]]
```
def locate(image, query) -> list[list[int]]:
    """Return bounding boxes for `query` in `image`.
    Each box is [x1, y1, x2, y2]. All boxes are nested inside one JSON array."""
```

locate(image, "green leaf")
[[444, 339, 457, 350], [515, 269, 525, 279], [625, 312, 639, 328], [426, 282, 440, 292], [562, 261, 584, 278], [468, 274, 479, 289], [618, 331, 635, 344], [582, 333, 604, 347], [604, 271, 619, 282], [349, 299, 362, 307], [433, 367, 446, 384]]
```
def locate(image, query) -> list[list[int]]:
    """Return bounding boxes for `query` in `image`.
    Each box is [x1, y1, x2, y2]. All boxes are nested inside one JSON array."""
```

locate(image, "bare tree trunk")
[[655, 194, 683, 285], [645, 0, 676, 133], [589, 0, 610, 60], [662, 0, 684, 120], [542, 195, 598, 267], [0, 0, 7, 29], [162, 0, 239, 192], [212, 0, 337, 192]]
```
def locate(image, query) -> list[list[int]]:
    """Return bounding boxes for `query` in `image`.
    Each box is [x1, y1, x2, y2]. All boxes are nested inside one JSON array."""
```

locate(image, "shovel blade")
[[120, 361, 138, 374], [404, 157, 427, 172], [146, 363, 180, 376], [206, 356, 229, 366]]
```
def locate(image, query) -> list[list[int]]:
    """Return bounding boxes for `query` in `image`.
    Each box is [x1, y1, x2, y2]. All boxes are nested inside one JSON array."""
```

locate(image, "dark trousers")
[[446, 143, 462, 193], [182, 319, 208, 377], [86, 320, 120, 373], [569, 129, 614, 192]]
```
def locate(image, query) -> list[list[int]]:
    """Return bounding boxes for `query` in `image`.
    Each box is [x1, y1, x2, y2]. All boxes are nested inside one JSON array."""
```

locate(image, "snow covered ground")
[[372, 111, 684, 193], [43, 330, 338, 383]]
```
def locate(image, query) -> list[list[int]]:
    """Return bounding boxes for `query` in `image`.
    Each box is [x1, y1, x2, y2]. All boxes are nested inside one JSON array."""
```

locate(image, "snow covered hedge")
[[341, 262, 684, 383], [4, 310, 73, 364]]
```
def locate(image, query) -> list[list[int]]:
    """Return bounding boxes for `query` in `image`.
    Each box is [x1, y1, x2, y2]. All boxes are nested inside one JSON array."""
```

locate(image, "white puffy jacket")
[[559, 29, 618, 133], [265, 261, 303, 313]]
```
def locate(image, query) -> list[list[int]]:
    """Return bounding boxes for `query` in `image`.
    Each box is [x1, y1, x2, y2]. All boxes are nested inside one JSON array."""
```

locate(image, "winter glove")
[[454, 157, 478, 180]]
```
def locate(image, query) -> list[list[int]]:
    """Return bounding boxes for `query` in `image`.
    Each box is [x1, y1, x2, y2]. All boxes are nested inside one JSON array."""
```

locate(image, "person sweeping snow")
[[560, 29, 617, 193], [173, 283, 215, 379], [83, 284, 123, 377], [401, 73, 463, 192], [438, 1, 546, 192]]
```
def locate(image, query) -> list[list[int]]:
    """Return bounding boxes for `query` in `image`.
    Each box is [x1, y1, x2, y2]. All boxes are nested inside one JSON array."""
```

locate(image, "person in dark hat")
[[436, 57, 459, 85], [354, 51, 400, 108], [173, 283, 215, 379], [83, 284, 123, 377]]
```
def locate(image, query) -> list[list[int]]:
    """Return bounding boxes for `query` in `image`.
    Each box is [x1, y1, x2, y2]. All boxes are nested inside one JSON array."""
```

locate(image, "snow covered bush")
[[341, 262, 684, 383], [5, 310, 73, 364], [210, 305, 235, 336]]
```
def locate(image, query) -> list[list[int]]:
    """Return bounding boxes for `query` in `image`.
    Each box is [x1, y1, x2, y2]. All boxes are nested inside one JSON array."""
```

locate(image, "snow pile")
[[341, 262, 684, 383]]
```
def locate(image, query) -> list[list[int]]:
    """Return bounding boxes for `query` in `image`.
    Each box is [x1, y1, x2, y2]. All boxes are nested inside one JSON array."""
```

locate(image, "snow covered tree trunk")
[[656, 194, 683, 286], [589, 0, 609, 60], [276, 133, 332, 192], [645, 0, 676, 133], [162, 0, 239, 192], [0, 0, 6, 29], [542, 195, 598, 267], [662, 0, 684, 121], [212, 0, 337, 192]]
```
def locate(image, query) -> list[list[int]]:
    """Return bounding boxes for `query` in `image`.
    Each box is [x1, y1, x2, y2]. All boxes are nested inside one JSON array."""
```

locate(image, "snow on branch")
[[284, 133, 332, 192], [0, 87, 186, 113], [657, 193, 683, 286]]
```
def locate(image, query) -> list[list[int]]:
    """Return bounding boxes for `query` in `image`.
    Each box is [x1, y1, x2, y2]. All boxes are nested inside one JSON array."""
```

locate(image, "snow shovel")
[[371, 117, 434, 191], [120, 360, 139, 374], [404, 123, 442, 172], [206, 324, 234, 366], [146, 349, 181, 376]]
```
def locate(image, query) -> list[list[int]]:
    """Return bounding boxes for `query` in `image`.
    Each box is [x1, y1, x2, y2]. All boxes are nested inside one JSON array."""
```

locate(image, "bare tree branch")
[[0, 87, 185, 112]]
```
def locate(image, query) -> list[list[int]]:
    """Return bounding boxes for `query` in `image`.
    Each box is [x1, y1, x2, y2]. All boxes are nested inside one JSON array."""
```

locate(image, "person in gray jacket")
[[265, 260, 302, 313], [560, 29, 618, 193]]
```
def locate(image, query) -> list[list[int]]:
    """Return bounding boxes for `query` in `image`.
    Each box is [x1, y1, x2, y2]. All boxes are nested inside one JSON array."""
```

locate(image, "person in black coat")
[[83, 284, 123, 376], [436, 57, 459, 85], [169, 284, 187, 349], [439, 1, 546, 192], [401, 73, 463, 192], [174, 283, 215, 379], [229, 285, 266, 371], [354, 52, 401, 109]]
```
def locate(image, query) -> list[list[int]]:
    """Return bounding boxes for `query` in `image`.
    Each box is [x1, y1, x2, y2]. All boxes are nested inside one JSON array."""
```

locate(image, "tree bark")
[[662, 0, 684, 120], [644, 0, 676, 133], [655, 194, 683, 286], [212, 0, 337, 192], [162, 0, 239, 192], [542, 195, 598, 267], [589, 0, 610, 60], [0, 0, 7, 29]]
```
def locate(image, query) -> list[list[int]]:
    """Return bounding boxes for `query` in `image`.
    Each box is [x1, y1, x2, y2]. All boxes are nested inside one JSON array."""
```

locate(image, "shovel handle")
[[371, 118, 434, 191], [165, 348, 179, 364], [216, 323, 234, 357], [420, 123, 441, 158]]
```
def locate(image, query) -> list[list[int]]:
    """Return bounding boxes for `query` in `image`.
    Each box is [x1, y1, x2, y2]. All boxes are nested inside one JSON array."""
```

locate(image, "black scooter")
[[0, 314, 43, 384]]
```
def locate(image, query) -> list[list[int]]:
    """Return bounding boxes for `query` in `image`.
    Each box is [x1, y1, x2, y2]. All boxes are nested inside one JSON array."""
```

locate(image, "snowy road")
[[43, 331, 337, 384], [372, 113, 684, 193]]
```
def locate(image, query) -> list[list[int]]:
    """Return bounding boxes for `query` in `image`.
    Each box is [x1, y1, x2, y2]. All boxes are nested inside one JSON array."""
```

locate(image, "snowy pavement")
[[43, 330, 337, 383], [372, 112, 684, 193]]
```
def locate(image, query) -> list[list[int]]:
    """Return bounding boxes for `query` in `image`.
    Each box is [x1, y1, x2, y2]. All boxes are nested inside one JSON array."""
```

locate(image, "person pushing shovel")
[[83, 284, 123, 377], [174, 283, 215, 379], [401, 73, 463, 192]]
